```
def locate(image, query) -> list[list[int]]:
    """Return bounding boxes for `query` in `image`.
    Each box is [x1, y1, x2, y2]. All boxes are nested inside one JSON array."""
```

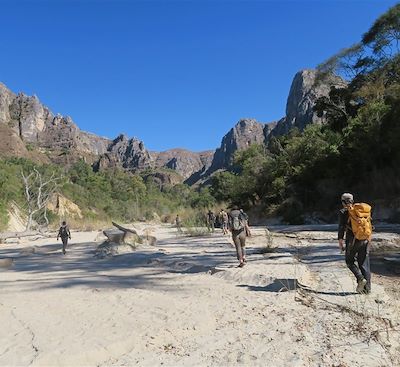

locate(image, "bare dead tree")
[[21, 168, 61, 231]]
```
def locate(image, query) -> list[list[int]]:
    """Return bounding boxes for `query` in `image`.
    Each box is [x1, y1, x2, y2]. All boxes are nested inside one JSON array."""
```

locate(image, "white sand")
[[0, 225, 399, 366]]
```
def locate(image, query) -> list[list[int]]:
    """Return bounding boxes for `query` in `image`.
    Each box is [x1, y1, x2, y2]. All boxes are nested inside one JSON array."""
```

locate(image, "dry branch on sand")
[[96, 222, 157, 258]]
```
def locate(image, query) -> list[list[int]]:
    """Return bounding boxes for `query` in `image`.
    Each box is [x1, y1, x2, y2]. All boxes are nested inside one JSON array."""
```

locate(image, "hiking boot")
[[363, 287, 371, 295], [356, 278, 367, 293]]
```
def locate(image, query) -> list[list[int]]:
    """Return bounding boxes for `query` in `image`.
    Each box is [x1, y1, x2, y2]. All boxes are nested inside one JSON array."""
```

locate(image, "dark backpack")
[[60, 226, 69, 238]]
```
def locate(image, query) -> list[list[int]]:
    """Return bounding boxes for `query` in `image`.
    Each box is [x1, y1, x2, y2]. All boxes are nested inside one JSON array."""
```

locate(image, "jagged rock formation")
[[264, 122, 277, 140], [184, 118, 269, 185], [188, 70, 344, 184], [269, 69, 346, 137], [143, 170, 184, 189], [151, 148, 214, 179], [207, 118, 266, 173], [9, 93, 51, 143], [0, 123, 50, 163], [0, 83, 15, 125], [0, 69, 344, 185], [0, 83, 111, 164], [38, 114, 110, 156], [95, 134, 152, 171]]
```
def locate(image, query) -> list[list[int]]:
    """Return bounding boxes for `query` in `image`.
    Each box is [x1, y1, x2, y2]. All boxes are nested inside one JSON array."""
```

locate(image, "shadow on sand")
[[0, 236, 241, 291], [238, 279, 357, 296]]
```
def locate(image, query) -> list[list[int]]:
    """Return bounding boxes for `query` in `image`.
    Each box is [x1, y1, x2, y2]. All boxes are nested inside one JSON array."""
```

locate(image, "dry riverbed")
[[0, 224, 399, 366]]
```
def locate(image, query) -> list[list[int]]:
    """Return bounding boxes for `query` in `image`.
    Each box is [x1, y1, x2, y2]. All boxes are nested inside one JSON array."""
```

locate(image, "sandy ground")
[[0, 224, 399, 367]]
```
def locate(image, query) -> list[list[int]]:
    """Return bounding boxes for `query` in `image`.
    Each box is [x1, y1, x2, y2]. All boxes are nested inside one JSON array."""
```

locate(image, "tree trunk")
[[0, 230, 43, 241], [103, 222, 139, 245]]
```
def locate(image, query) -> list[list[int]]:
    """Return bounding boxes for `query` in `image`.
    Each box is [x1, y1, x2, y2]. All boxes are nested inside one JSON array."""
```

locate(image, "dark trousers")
[[61, 237, 69, 253], [232, 230, 246, 261], [345, 240, 371, 291]]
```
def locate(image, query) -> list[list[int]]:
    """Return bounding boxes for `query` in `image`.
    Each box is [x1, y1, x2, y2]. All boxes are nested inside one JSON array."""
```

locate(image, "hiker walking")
[[206, 210, 216, 233], [57, 221, 71, 255], [175, 214, 182, 233], [240, 208, 251, 237], [338, 193, 372, 294], [219, 209, 229, 235], [229, 205, 248, 267]]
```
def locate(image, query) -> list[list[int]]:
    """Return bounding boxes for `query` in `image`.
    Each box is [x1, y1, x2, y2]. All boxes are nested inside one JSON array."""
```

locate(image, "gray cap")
[[341, 193, 354, 203]]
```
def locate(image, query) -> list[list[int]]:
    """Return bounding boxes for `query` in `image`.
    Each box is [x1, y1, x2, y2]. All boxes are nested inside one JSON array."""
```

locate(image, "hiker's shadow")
[[239, 278, 357, 296], [239, 278, 299, 292]]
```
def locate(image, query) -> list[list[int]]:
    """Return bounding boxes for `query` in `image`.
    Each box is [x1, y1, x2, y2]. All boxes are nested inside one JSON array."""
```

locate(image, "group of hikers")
[[57, 191, 373, 294], [207, 207, 251, 267], [175, 192, 373, 292], [175, 207, 251, 267], [206, 208, 249, 235]]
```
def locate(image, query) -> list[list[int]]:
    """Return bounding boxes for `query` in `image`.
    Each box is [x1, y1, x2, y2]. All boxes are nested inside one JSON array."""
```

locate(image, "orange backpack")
[[347, 203, 373, 241]]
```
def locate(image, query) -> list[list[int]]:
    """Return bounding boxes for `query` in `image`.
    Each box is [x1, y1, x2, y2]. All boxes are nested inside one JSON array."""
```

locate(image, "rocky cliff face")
[[0, 123, 32, 159], [0, 83, 111, 163], [207, 118, 265, 173], [9, 93, 52, 142], [183, 119, 268, 185], [0, 69, 343, 184], [0, 83, 15, 125], [270, 69, 345, 137], [188, 70, 344, 184], [37, 115, 111, 159], [95, 134, 152, 171], [151, 148, 214, 179], [143, 170, 184, 190]]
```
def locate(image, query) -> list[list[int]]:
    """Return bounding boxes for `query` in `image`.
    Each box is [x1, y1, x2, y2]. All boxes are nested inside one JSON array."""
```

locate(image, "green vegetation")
[[0, 157, 215, 231], [180, 213, 211, 237], [210, 4, 400, 223]]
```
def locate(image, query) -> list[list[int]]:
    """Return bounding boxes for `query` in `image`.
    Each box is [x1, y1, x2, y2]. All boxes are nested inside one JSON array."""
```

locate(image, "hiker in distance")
[[219, 209, 229, 235], [206, 210, 216, 233], [175, 214, 182, 233], [338, 193, 372, 294], [57, 221, 71, 255], [229, 205, 248, 268], [240, 208, 251, 237]]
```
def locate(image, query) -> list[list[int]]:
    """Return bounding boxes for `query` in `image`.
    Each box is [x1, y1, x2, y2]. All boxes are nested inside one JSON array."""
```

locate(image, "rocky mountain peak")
[[0, 68, 346, 185], [152, 148, 214, 180], [114, 133, 128, 142], [270, 69, 345, 137], [8, 92, 53, 142], [95, 134, 151, 171], [0, 82, 110, 162], [206, 118, 265, 175]]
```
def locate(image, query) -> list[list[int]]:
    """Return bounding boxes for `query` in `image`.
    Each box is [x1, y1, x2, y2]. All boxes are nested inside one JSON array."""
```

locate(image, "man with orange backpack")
[[338, 193, 372, 294]]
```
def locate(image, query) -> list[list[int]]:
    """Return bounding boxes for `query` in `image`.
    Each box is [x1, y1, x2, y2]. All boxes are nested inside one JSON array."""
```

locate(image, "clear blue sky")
[[0, 0, 398, 152]]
